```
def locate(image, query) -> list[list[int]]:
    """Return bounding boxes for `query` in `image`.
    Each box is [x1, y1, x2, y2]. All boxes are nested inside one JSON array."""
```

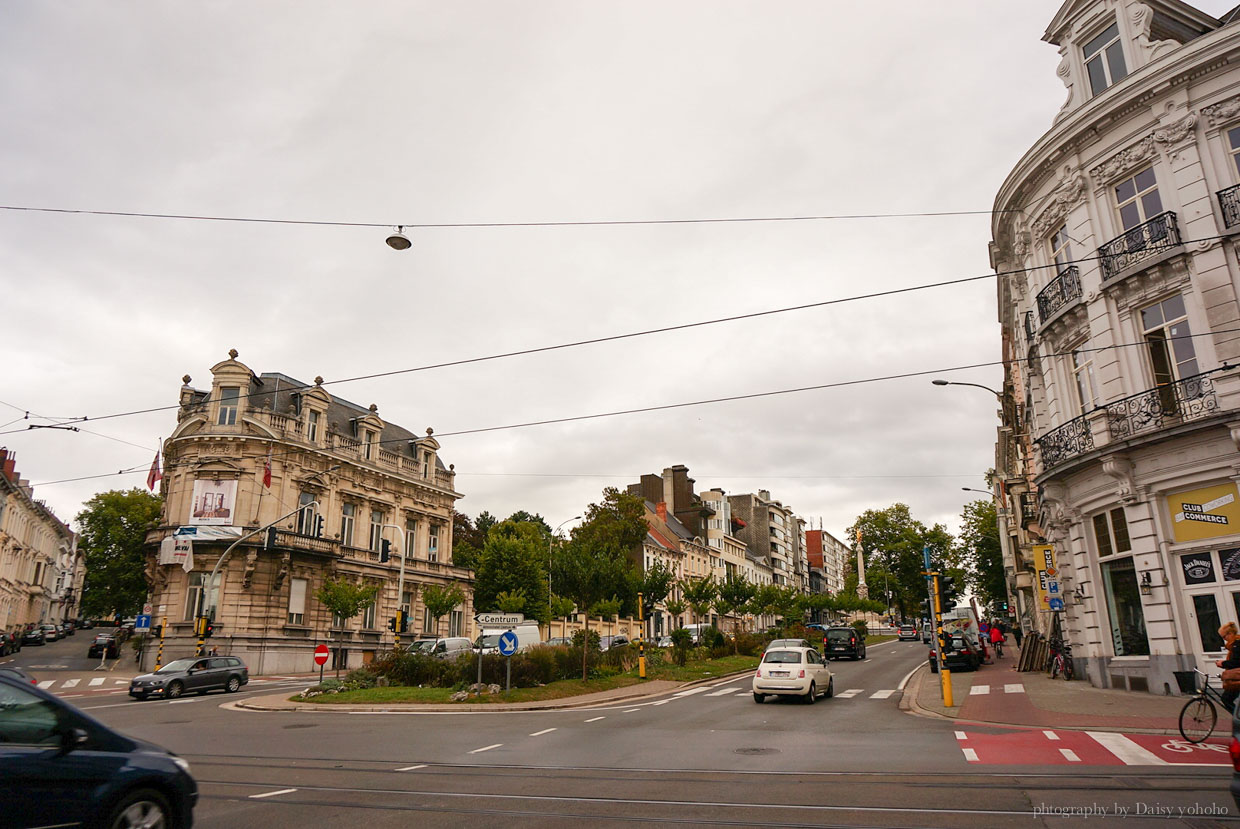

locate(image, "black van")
[[823, 626, 866, 660]]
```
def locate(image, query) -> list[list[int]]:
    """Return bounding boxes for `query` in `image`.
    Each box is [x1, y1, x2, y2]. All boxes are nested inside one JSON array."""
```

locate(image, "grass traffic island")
[[291, 653, 760, 705]]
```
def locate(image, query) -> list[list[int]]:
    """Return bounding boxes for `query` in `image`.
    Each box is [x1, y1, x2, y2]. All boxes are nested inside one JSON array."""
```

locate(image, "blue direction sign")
[[1048, 597, 1065, 612], [498, 630, 518, 656], [134, 614, 152, 632]]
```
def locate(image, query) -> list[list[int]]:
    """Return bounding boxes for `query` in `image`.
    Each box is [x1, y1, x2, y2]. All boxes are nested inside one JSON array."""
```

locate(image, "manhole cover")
[[734, 747, 779, 756], [283, 723, 317, 729]]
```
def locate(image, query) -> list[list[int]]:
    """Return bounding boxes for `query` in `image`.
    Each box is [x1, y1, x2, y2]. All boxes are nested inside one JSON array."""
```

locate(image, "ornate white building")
[[993, 0, 1240, 693], [0, 449, 76, 631]]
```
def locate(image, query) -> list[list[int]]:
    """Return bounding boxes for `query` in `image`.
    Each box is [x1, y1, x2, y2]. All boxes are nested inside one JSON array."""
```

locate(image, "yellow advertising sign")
[[1033, 544, 1058, 611], [1166, 483, 1240, 543]]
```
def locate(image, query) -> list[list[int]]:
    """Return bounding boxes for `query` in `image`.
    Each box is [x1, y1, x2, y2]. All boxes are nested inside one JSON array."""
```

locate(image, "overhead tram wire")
[[22, 327, 1240, 489]]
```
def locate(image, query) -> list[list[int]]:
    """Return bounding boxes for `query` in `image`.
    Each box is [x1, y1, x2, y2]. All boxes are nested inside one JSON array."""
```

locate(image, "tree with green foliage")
[[421, 583, 465, 638], [848, 504, 955, 622], [956, 498, 1005, 611], [506, 510, 551, 536], [681, 576, 717, 625], [315, 578, 379, 621], [77, 489, 163, 620], [495, 590, 527, 613], [473, 520, 552, 623], [664, 598, 687, 629], [715, 574, 756, 651], [636, 559, 675, 635], [549, 594, 576, 638]]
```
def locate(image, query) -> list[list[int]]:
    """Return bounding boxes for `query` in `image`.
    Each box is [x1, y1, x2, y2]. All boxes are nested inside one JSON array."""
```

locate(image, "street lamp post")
[[548, 516, 581, 638], [930, 379, 1002, 398]]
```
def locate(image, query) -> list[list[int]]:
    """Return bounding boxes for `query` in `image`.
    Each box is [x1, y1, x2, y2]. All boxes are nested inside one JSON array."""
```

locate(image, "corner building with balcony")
[[993, 0, 1240, 693], [145, 350, 473, 674]]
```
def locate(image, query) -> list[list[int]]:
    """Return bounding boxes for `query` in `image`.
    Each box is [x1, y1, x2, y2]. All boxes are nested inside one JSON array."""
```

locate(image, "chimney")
[[662, 468, 676, 514], [656, 502, 668, 522]]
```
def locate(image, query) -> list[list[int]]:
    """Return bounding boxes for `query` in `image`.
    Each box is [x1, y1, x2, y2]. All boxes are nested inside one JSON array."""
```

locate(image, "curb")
[[900, 662, 1184, 736], [232, 668, 758, 714]]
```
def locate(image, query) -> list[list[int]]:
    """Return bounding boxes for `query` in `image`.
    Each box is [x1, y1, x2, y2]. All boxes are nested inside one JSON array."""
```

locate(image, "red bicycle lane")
[[956, 727, 1233, 766]]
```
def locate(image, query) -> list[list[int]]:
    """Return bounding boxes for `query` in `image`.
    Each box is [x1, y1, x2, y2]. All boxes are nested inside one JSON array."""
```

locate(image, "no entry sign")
[[313, 644, 330, 666]]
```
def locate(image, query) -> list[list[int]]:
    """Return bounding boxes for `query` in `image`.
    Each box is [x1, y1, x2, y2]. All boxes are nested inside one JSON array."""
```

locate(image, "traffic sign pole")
[[155, 616, 167, 671], [637, 591, 646, 680]]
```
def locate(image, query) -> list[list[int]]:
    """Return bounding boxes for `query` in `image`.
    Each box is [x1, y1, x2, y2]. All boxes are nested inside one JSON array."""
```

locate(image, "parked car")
[[655, 635, 674, 648], [898, 624, 919, 641], [752, 646, 834, 704], [922, 623, 934, 644], [766, 638, 813, 652], [39, 623, 61, 643], [0, 630, 19, 656], [76, 618, 95, 630], [21, 627, 45, 646], [928, 634, 981, 673], [0, 671, 198, 827], [0, 665, 38, 685], [680, 623, 714, 644], [88, 633, 121, 659], [129, 655, 249, 700], [475, 622, 543, 655], [823, 626, 866, 660], [60, 621, 75, 637], [599, 635, 630, 652], [425, 637, 474, 660], [545, 637, 573, 647]]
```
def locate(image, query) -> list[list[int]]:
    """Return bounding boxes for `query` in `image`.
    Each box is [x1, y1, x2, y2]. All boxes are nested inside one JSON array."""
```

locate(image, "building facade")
[[992, 0, 1240, 693], [0, 449, 76, 631], [145, 351, 474, 673], [728, 490, 800, 588]]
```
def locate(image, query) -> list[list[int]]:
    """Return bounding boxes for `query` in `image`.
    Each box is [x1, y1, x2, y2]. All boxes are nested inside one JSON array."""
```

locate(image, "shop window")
[[1193, 594, 1224, 652], [1093, 508, 1131, 557], [1101, 558, 1150, 656]]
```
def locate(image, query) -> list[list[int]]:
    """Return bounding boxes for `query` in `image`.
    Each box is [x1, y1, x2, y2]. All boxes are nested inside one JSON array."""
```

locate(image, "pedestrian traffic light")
[[387, 617, 397, 632], [154, 624, 163, 639], [380, 538, 391, 563], [264, 526, 278, 549], [921, 598, 932, 617], [998, 599, 1009, 613]]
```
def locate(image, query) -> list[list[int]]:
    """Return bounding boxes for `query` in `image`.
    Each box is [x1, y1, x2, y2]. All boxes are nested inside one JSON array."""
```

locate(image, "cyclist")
[[989, 620, 1005, 658], [1216, 622, 1240, 715]]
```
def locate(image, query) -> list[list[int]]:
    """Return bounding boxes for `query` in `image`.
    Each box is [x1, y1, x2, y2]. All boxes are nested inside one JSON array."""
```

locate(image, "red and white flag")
[[147, 451, 162, 491], [262, 447, 272, 488]]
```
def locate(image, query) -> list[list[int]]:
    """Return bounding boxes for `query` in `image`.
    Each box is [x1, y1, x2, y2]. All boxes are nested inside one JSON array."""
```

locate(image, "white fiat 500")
[[752, 646, 833, 704]]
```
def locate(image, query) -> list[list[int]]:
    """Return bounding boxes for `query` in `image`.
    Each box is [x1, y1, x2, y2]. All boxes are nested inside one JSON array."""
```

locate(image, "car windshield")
[[826, 630, 854, 641], [762, 650, 803, 664], [155, 659, 196, 674]]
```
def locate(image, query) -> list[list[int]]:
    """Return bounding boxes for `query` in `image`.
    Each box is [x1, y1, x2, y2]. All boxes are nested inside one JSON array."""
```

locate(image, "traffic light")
[[998, 599, 1009, 613], [940, 575, 959, 611], [153, 624, 163, 639], [387, 617, 397, 632], [921, 598, 932, 619], [264, 526, 278, 549], [314, 515, 325, 538], [397, 610, 408, 633], [203, 621, 215, 639], [380, 539, 391, 563]]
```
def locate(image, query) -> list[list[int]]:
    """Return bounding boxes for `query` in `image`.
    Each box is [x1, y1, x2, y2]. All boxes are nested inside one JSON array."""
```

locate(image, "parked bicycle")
[[1179, 669, 1227, 743], [1047, 636, 1074, 680]]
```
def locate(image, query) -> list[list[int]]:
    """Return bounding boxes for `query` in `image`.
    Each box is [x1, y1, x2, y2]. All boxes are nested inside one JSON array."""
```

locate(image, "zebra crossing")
[[687, 680, 904, 702], [30, 674, 307, 695]]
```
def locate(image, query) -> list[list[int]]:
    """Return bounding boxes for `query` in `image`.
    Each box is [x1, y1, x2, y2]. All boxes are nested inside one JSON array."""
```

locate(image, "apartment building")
[[0, 449, 76, 630]]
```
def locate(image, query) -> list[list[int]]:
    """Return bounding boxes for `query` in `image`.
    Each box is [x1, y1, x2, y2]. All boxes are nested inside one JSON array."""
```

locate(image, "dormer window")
[[1084, 22, 1127, 96], [217, 387, 240, 426]]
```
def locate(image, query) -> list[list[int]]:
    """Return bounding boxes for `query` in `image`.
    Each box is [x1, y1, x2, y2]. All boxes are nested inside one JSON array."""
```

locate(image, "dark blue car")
[[0, 672, 197, 828]]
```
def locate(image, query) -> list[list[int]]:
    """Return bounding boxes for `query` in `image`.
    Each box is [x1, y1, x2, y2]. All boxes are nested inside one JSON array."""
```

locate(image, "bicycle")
[[1047, 636, 1074, 680], [1178, 669, 1228, 743]]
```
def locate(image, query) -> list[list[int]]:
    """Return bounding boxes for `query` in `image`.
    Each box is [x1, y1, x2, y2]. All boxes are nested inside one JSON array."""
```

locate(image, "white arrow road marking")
[[529, 728, 557, 737], [396, 765, 427, 771], [250, 789, 297, 799], [468, 744, 502, 754]]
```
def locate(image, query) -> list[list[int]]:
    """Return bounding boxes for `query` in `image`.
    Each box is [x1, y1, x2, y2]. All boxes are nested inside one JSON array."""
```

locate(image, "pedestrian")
[[989, 620, 1005, 657], [1216, 622, 1240, 714], [209, 645, 219, 657], [1013, 626, 1024, 649]]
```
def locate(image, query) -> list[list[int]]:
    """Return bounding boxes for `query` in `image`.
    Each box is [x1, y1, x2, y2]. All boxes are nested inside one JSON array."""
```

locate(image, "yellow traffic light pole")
[[933, 574, 953, 707], [638, 592, 646, 679]]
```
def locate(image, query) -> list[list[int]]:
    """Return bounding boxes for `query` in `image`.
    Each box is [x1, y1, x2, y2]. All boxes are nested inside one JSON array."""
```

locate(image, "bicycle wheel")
[[1050, 654, 1063, 679], [1179, 696, 1217, 743], [1061, 655, 1074, 681]]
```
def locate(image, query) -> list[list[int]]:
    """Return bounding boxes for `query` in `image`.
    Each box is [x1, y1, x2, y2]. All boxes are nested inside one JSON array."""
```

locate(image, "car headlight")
[[172, 756, 191, 774]]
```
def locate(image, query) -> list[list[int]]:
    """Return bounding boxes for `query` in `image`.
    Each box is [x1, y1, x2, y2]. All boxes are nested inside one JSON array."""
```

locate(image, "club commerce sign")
[[1165, 483, 1240, 544]]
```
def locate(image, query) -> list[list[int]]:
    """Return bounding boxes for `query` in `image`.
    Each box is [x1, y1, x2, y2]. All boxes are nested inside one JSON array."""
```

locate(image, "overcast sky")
[[5, 2, 1234, 542]]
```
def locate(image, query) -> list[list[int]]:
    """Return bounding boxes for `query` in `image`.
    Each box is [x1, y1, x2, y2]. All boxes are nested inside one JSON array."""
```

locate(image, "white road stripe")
[[869, 690, 896, 699], [249, 788, 297, 799], [897, 665, 920, 690], [624, 708, 640, 713], [954, 731, 967, 740], [168, 699, 195, 704], [584, 716, 606, 723], [113, 680, 126, 684], [61, 679, 79, 689], [88, 678, 104, 687], [649, 699, 670, 706], [396, 764, 427, 771], [468, 744, 502, 754], [37, 681, 53, 689], [968, 684, 989, 695], [1060, 749, 1081, 762], [1004, 684, 1025, 694], [1043, 730, 1059, 741], [1086, 731, 1168, 765], [962, 748, 979, 762], [706, 686, 739, 697], [836, 689, 863, 698], [529, 728, 557, 737], [672, 687, 709, 697]]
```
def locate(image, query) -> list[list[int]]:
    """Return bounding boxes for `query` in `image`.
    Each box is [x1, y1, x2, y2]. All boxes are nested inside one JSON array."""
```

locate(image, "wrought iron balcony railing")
[[1105, 372, 1220, 440], [1098, 212, 1180, 281], [1035, 413, 1094, 470], [1219, 184, 1240, 230], [1020, 492, 1038, 527], [1036, 266, 1082, 325]]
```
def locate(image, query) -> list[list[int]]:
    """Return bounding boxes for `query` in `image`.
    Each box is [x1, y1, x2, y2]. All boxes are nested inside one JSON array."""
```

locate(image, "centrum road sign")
[[314, 644, 330, 666], [476, 612, 524, 626]]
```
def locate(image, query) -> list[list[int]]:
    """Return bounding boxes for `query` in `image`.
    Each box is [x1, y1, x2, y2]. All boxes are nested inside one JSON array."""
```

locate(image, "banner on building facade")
[[189, 479, 237, 525], [1033, 544, 1062, 612], [173, 525, 243, 541], [1166, 482, 1240, 543]]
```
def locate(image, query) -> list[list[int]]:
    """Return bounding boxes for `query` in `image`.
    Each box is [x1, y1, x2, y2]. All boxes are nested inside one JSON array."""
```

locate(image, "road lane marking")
[[962, 748, 979, 762], [955, 731, 967, 740], [649, 700, 670, 706], [706, 686, 738, 697], [869, 690, 896, 699], [835, 689, 863, 698], [1086, 731, 1168, 765], [1004, 684, 1024, 693], [1060, 749, 1081, 762], [37, 681, 53, 689], [529, 728, 557, 737], [469, 744, 502, 754], [624, 708, 641, 713], [169, 699, 196, 704], [249, 788, 297, 799], [88, 678, 104, 687], [1043, 730, 1059, 741], [396, 764, 427, 771], [897, 665, 920, 690], [584, 716, 606, 723], [672, 687, 709, 697], [968, 685, 989, 695], [61, 679, 79, 689]]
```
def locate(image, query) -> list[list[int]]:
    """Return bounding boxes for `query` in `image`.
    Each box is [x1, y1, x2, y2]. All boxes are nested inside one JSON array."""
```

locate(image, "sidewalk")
[[904, 650, 1187, 734]]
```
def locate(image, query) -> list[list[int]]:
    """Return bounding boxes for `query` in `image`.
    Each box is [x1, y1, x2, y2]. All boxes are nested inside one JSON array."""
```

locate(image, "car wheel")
[[226, 676, 241, 693], [753, 693, 764, 703], [106, 787, 172, 829], [166, 680, 184, 699], [825, 677, 834, 698], [805, 682, 817, 704]]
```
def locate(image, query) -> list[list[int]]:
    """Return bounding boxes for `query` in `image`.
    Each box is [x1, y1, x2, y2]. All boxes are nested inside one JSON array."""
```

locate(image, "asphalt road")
[[17, 639, 1240, 827]]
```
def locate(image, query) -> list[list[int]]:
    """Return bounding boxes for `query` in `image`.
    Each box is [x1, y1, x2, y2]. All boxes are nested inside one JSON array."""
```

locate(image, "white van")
[[680, 623, 714, 645], [940, 607, 982, 652], [475, 621, 543, 654]]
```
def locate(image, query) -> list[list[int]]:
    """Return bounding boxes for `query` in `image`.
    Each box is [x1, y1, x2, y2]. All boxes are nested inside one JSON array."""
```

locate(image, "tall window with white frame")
[[1141, 293, 1198, 388], [296, 492, 318, 536], [428, 525, 439, 562], [217, 386, 240, 426], [1083, 22, 1127, 96], [1071, 340, 1100, 415], [363, 429, 376, 461], [1049, 225, 1072, 270], [1115, 168, 1162, 231], [362, 600, 376, 630], [306, 409, 320, 443], [369, 509, 384, 552], [405, 517, 418, 560], [287, 578, 307, 626], [340, 503, 356, 547], [1228, 125, 1240, 177]]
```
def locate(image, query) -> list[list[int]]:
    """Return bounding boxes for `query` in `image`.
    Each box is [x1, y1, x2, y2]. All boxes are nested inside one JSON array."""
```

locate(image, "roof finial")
[[228, 348, 239, 359]]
